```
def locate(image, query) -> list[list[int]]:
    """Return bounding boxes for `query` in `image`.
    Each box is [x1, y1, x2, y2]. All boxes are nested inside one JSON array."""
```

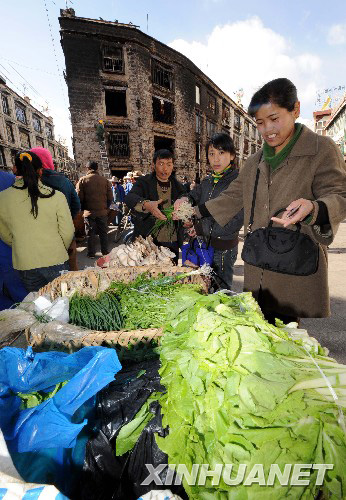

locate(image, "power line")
[[0, 63, 50, 114], [0, 56, 58, 76], [42, 0, 68, 108]]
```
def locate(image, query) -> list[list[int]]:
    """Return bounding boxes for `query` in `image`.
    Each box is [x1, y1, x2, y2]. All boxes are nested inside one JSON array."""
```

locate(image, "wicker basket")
[[27, 266, 206, 351]]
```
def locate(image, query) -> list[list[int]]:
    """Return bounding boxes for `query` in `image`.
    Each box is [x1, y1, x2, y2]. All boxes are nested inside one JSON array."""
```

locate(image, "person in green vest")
[[96, 119, 105, 143], [175, 78, 346, 324]]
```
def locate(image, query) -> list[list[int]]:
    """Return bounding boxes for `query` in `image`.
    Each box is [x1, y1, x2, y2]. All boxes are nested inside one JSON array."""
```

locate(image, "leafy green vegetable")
[[109, 275, 202, 330], [116, 392, 162, 456], [149, 205, 175, 238], [17, 381, 68, 409], [155, 292, 346, 499]]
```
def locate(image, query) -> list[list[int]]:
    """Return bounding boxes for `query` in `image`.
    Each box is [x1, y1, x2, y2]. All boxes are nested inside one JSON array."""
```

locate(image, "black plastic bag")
[[81, 360, 187, 500]]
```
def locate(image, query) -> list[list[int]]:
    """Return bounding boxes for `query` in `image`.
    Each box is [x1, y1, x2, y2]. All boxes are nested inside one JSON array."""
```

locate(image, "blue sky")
[[1, 0, 346, 152]]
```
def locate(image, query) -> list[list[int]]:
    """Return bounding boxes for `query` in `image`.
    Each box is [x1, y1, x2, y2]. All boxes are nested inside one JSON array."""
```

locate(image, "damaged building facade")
[[59, 9, 262, 179]]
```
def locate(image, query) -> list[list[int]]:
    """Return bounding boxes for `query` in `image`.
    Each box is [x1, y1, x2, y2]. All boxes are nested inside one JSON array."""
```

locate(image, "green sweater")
[[0, 179, 74, 270], [263, 123, 303, 171]]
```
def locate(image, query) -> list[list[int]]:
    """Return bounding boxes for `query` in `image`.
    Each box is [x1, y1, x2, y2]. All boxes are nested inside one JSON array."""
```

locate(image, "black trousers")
[[84, 215, 109, 256], [257, 288, 299, 325]]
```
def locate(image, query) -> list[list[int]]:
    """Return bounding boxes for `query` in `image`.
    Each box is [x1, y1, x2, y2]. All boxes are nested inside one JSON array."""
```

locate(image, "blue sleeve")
[[119, 185, 125, 202]]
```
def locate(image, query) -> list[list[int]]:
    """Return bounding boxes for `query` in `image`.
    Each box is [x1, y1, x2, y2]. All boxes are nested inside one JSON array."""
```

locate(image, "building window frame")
[[105, 89, 127, 117], [195, 84, 201, 105], [6, 122, 15, 143], [1, 93, 10, 115], [0, 146, 6, 167], [102, 45, 124, 74], [45, 123, 54, 140], [32, 114, 42, 133], [206, 119, 216, 138], [152, 96, 174, 124], [234, 111, 241, 130], [15, 102, 27, 124], [207, 93, 216, 114], [19, 128, 31, 149], [108, 131, 130, 158], [151, 58, 173, 91]]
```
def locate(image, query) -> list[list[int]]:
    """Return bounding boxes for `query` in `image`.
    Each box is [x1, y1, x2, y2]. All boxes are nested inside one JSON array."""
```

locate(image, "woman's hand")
[[173, 197, 189, 219], [271, 198, 314, 228], [143, 199, 167, 221]]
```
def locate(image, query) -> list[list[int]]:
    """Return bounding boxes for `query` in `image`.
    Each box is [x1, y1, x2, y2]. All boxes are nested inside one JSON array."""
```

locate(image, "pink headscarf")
[[30, 147, 55, 170]]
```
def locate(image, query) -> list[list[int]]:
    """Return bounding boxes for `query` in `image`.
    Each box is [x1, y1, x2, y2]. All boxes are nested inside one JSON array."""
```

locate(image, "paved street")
[[77, 221, 346, 364]]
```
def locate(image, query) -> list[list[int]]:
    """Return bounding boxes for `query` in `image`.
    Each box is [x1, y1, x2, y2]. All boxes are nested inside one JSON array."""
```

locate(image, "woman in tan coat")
[[175, 78, 346, 323]]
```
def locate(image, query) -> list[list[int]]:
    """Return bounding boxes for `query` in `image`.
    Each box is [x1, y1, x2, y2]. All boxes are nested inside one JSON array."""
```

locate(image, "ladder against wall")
[[99, 140, 111, 178]]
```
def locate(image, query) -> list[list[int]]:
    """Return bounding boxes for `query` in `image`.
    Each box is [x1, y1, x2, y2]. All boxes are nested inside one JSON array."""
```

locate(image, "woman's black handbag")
[[241, 166, 319, 276]]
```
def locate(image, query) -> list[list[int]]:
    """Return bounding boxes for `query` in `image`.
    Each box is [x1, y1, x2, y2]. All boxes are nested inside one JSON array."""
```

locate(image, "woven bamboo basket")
[[27, 266, 207, 351]]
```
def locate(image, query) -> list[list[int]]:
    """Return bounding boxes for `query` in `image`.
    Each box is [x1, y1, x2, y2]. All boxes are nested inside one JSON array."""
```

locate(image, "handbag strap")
[[247, 159, 261, 233]]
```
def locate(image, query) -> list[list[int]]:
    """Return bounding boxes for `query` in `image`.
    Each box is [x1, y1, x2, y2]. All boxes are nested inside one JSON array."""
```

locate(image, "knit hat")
[[30, 147, 54, 170]]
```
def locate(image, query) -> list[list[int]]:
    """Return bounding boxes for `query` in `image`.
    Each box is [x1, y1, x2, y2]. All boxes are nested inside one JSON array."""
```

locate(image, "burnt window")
[[0, 146, 6, 166], [207, 93, 216, 114], [6, 123, 14, 143], [108, 132, 129, 157], [105, 89, 127, 116], [195, 112, 201, 134], [234, 111, 241, 129], [15, 103, 27, 124], [251, 124, 256, 140], [2, 94, 10, 115], [196, 142, 201, 163], [195, 85, 201, 105], [152, 59, 173, 90], [152, 97, 174, 124], [33, 115, 42, 132], [19, 129, 31, 148], [251, 143, 257, 155], [258, 134, 263, 145], [102, 45, 124, 73], [36, 137, 44, 148], [206, 120, 216, 138], [45, 123, 54, 139]]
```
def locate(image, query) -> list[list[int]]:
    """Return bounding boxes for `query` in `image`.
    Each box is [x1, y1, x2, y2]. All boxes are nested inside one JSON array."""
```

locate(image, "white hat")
[[111, 176, 119, 182]]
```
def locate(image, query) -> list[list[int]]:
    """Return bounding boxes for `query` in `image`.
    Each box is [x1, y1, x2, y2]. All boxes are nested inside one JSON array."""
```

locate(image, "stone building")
[[326, 95, 346, 161], [59, 9, 262, 179], [0, 76, 74, 173]]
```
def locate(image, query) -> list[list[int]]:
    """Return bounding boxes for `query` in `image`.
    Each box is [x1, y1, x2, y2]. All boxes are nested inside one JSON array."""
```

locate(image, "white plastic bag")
[[33, 296, 70, 324]]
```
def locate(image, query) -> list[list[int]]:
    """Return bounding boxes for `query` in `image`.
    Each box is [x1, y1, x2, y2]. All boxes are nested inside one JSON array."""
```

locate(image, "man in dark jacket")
[[76, 162, 113, 258], [182, 133, 243, 289], [125, 149, 186, 262], [31, 147, 81, 270]]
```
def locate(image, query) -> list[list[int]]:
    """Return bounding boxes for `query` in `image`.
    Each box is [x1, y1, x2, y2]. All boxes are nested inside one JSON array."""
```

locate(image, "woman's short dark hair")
[[206, 132, 236, 157], [153, 149, 174, 164], [248, 78, 298, 117]]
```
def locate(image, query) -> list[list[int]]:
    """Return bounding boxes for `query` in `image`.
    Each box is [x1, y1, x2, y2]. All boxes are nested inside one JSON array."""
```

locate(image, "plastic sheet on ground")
[[0, 346, 122, 498], [81, 360, 187, 500], [0, 428, 69, 499]]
